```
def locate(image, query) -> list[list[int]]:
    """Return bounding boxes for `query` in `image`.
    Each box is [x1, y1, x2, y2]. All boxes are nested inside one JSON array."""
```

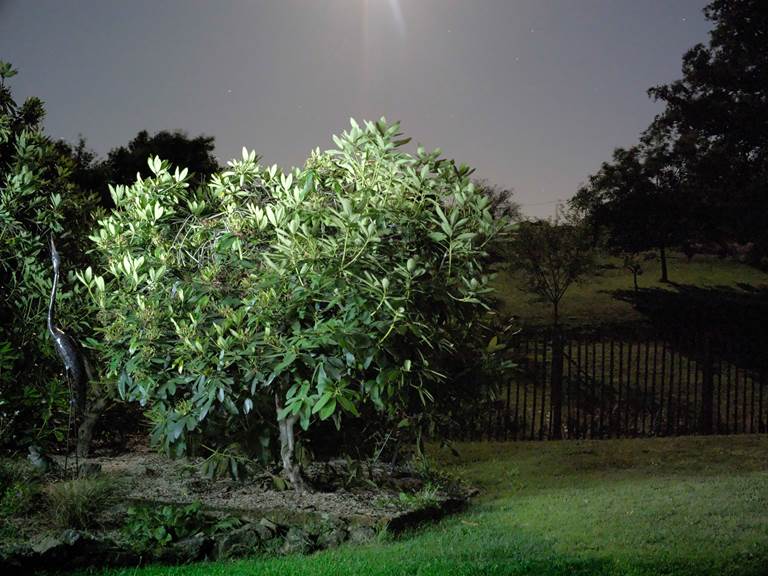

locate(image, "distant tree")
[[54, 137, 105, 197], [473, 179, 522, 222], [622, 252, 644, 292], [572, 139, 683, 283], [511, 219, 593, 326], [98, 130, 219, 205], [647, 0, 768, 260], [472, 179, 521, 263], [51, 137, 108, 257]]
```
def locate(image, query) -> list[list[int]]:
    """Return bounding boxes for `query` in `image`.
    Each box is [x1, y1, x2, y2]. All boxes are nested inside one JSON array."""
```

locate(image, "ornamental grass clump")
[[46, 477, 114, 529]]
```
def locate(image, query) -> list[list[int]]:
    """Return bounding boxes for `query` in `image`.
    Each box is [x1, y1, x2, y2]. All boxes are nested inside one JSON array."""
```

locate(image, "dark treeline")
[[572, 0, 768, 276], [56, 129, 220, 208]]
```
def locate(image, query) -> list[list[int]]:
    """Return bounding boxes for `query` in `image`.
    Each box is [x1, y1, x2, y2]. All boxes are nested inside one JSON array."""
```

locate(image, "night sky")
[[1, 0, 711, 217]]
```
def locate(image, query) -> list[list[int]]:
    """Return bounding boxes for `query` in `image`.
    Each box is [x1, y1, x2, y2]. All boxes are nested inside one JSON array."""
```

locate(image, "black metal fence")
[[452, 327, 768, 441]]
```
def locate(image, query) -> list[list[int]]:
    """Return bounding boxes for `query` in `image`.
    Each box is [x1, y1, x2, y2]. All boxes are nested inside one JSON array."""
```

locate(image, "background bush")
[[0, 61, 102, 450]]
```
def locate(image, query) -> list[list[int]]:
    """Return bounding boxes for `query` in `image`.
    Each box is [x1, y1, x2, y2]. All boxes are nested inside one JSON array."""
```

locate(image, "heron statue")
[[48, 237, 88, 473]]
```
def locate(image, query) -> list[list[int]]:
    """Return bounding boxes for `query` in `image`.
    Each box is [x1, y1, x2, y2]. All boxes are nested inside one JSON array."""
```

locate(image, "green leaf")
[[272, 476, 287, 491], [337, 394, 359, 416], [272, 351, 297, 377], [312, 392, 333, 414], [319, 398, 337, 420]]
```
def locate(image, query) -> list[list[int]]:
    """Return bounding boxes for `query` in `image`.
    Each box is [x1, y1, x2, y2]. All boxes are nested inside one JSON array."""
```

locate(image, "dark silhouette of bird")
[[48, 237, 87, 417]]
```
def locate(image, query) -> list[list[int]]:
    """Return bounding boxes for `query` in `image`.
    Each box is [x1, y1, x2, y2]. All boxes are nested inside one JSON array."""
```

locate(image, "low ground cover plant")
[[123, 502, 206, 552], [0, 459, 40, 518], [45, 476, 115, 529]]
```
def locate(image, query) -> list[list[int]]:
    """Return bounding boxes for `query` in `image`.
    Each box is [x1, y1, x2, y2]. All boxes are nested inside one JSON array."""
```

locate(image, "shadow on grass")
[[611, 283, 768, 368]]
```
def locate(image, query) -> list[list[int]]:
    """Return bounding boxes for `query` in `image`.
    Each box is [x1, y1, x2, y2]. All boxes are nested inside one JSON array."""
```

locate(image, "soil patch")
[[0, 449, 471, 573]]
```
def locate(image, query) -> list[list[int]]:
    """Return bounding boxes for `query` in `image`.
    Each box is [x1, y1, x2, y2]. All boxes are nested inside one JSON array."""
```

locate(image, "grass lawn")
[[492, 252, 768, 326], [93, 435, 768, 576]]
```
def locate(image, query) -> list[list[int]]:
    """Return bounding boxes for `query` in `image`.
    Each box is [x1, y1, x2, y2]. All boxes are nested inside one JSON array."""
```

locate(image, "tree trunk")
[[550, 329, 564, 439], [76, 396, 107, 457], [633, 270, 639, 291], [552, 299, 560, 327], [659, 246, 669, 283], [275, 394, 306, 492]]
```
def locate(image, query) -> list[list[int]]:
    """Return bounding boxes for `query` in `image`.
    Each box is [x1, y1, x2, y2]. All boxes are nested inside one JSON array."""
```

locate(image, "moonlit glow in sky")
[[0, 0, 712, 217], [386, 0, 407, 38], [362, 0, 406, 103]]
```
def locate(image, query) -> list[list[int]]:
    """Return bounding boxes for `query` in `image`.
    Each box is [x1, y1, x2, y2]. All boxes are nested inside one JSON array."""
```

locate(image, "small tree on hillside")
[[511, 219, 593, 326], [472, 179, 521, 264], [473, 179, 522, 222], [622, 252, 644, 292]]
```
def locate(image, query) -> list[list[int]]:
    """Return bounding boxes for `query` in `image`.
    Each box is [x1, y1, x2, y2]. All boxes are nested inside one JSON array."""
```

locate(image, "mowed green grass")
[[492, 252, 768, 325], [93, 435, 768, 576]]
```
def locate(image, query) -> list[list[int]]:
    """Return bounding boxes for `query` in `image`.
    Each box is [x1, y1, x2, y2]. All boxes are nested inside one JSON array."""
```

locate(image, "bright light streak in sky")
[[387, 0, 407, 37], [360, 0, 406, 105]]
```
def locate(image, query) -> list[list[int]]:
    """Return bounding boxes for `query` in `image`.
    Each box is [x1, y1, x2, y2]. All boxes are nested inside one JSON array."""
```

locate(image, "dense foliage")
[[96, 130, 219, 206], [572, 140, 682, 282], [648, 0, 768, 258], [576, 0, 768, 268], [83, 119, 503, 481], [0, 61, 99, 448]]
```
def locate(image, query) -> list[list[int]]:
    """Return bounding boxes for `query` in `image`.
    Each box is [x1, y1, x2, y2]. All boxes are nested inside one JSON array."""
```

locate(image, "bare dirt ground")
[[1, 446, 469, 571], [80, 449, 415, 524]]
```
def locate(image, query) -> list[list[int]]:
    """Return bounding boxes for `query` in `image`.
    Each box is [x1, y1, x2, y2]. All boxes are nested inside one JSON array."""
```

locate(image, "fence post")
[[701, 334, 714, 435], [551, 329, 564, 439]]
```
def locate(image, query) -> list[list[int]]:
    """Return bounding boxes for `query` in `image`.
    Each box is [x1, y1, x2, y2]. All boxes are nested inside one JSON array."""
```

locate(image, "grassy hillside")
[[492, 252, 768, 327], [94, 435, 768, 576]]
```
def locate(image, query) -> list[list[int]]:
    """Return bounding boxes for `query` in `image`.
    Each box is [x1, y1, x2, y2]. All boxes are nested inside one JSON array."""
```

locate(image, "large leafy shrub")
[[84, 119, 502, 485]]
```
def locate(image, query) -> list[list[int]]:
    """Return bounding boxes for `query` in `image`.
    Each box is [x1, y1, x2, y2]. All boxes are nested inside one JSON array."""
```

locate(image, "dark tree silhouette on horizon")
[[574, 0, 768, 270], [55, 130, 220, 209], [648, 0, 768, 259], [571, 141, 683, 283], [99, 129, 219, 204]]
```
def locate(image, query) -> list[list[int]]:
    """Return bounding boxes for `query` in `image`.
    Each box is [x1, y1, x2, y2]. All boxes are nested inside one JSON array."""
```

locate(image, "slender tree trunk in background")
[[633, 270, 639, 291], [76, 396, 106, 457], [550, 329, 564, 439], [552, 299, 560, 327], [659, 246, 669, 283], [275, 394, 305, 492], [700, 335, 714, 435]]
